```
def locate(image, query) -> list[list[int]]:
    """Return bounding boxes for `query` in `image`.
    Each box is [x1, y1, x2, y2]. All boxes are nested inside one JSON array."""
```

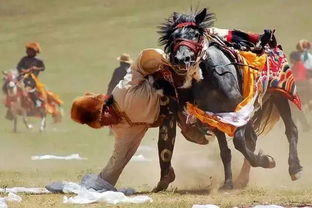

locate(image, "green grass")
[[1, 0, 312, 207]]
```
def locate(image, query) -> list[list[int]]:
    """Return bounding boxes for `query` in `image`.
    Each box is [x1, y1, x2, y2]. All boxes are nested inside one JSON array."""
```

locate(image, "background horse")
[[154, 8, 302, 191], [2, 69, 47, 132]]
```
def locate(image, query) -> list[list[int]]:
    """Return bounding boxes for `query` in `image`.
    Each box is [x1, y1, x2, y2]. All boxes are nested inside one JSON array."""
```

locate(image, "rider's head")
[[71, 93, 108, 129], [25, 42, 41, 57]]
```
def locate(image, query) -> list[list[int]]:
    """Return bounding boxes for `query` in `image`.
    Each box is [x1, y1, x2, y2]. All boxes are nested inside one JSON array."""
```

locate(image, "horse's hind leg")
[[215, 130, 233, 190], [234, 124, 257, 188], [13, 117, 17, 133], [272, 94, 303, 180], [233, 124, 275, 169]]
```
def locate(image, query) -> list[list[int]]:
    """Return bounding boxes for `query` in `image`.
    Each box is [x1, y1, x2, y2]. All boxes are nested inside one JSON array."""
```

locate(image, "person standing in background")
[[289, 50, 311, 131], [296, 39, 312, 77], [106, 53, 133, 94], [106, 53, 132, 135]]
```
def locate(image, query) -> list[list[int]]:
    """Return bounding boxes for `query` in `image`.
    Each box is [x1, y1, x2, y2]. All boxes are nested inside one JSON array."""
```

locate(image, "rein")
[[173, 38, 204, 54], [172, 22, 205, 55]]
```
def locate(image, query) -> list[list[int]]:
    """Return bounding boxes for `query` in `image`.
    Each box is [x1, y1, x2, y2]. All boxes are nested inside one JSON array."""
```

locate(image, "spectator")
[[107, 53, 133, 94]]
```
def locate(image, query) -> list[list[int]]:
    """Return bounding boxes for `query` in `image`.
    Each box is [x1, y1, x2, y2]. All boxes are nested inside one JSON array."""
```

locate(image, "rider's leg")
[[99, 123, 148, 186]]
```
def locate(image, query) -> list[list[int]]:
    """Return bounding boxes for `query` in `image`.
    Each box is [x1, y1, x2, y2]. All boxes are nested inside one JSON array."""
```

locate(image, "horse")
[[2, 69, 47, 132], [153, 8, 303, 191]]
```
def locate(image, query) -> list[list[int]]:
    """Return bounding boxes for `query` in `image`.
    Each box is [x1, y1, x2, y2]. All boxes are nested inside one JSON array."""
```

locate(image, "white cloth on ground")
[[31, 154, 87, 160], [192, 205, 220, 208], [0, 193, 22, 208], [130, 154, 152, 162], [62, 182, 152, 205], [0, 187, 49, 194]]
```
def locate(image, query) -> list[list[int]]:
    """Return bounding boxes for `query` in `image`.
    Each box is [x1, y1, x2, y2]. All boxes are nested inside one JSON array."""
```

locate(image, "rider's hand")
[[22, 69, 31, 73], [260, 29, 273, 47], [30, 66, 39, 71]]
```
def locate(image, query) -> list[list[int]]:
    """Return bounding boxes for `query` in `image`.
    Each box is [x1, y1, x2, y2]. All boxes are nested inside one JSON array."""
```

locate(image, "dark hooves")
[[152, 167, 175, 193], [290, 167, 303, 181], [261, 155, 276, 169], [219, 182, 233, 191]]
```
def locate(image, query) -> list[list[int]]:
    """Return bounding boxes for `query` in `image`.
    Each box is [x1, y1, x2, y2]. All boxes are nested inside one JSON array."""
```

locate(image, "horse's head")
[[3, 70, 18, 97], [159, 8, 215, 68]]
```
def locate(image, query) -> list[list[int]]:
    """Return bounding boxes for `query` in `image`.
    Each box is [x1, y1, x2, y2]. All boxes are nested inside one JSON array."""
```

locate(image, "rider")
[[207, 27, 276, 52], [70, 48, 209, 192], [17, 42, 45, 108]]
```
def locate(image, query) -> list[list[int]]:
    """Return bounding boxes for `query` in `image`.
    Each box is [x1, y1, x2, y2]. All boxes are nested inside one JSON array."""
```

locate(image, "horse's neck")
[[191, 46, 243, 112]]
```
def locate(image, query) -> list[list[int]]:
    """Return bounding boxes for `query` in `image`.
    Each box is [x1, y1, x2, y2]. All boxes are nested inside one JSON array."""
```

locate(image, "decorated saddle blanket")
[[187, 46, 301, 137]]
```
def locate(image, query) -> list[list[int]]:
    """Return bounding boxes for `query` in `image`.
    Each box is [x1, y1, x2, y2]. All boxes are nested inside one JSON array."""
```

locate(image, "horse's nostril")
[[184, 57, 190, 62]]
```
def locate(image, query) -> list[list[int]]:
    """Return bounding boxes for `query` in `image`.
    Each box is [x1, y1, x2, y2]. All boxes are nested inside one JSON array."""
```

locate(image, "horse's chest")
[[193, 87, 237, 113]]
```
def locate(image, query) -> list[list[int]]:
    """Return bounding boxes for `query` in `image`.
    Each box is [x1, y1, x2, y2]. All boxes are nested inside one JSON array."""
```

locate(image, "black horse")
[[153, 8, 303, 191]]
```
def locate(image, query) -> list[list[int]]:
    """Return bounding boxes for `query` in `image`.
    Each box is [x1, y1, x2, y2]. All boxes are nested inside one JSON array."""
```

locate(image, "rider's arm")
[[34, 59, 45, 72], [16, 57, 26, 74]]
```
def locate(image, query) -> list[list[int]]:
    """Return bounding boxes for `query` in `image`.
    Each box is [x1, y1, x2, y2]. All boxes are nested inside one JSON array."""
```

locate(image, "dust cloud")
[[117, 107, 312, 192]]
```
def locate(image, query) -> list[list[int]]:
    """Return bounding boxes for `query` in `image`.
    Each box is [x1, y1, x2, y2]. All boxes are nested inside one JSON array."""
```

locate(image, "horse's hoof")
[[219, 182, 233, 191], [152, 167, 175, 193], [263, 155, 276, 168], [290, 168, 303, 181]]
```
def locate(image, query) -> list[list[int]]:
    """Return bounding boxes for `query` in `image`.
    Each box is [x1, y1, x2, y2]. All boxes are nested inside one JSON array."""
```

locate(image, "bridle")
[[172, 22, 205, 56]]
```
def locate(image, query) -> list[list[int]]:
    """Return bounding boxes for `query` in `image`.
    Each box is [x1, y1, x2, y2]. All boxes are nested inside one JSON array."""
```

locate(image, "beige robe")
[[100, 48, 166, 185], [112, 48, 166, 125]]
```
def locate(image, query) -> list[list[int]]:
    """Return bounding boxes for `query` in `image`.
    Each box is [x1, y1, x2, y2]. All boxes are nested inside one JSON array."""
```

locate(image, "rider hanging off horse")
[[70, 8, 302, 192], [2, 42, 63, 132]]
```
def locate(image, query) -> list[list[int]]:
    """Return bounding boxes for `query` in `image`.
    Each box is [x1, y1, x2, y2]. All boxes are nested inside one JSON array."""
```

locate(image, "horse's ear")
[[173, 12, 179, 22], [2, 71, 7, 78], [195, 8, 207, 25]]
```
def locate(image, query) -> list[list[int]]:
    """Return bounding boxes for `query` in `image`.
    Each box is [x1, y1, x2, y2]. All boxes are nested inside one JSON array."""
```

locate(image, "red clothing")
[[292, 61, 307, 81], [226, 30, 260, 44]]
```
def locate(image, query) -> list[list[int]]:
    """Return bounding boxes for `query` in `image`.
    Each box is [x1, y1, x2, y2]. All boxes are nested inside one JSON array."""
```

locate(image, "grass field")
[[1, 0, 312, 207]]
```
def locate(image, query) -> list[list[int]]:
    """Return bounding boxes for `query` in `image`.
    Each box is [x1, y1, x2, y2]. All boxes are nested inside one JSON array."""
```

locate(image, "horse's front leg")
[[273, 94, 303, 180], [23, 114, 33, 129], [39, 111, 46, 132], [153, 113, 176, 192], [233, 124, 275, 169], [214, 130, 233, 190]]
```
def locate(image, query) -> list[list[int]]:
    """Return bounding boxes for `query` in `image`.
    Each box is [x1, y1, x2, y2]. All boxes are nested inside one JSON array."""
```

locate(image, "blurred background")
[[0, 0, 311, 192]]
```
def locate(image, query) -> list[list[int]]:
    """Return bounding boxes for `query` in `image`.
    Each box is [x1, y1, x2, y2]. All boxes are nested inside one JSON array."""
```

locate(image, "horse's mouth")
[[173, 46, 196, 68]]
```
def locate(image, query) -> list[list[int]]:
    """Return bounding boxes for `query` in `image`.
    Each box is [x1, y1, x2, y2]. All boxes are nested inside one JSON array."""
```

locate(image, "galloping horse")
[[2, 70, 35, 132], [2, 69, 62, 132], [154, 8, 303, 191]]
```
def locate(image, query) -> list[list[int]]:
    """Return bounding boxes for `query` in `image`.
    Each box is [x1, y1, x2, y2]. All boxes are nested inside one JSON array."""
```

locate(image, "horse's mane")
[[158, 8, 216, 53]]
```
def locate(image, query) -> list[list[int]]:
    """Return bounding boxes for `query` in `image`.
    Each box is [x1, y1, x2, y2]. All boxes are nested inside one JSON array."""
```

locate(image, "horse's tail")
[[252, 98, 280, 136]]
